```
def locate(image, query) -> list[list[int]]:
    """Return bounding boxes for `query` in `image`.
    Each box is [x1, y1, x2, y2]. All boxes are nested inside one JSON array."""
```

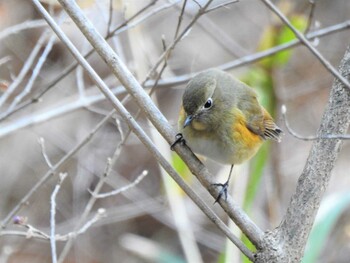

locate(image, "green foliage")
[[172, 152, 190, 177], [257, 15, 307, 69]]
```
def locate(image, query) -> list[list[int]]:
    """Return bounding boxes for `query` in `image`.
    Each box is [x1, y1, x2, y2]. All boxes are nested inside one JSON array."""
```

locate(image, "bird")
[[171, 68, 282, 203]]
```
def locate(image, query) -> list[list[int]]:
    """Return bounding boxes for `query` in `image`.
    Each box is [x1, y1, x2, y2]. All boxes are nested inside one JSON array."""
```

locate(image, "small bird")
[[172, 69, 282, 203]]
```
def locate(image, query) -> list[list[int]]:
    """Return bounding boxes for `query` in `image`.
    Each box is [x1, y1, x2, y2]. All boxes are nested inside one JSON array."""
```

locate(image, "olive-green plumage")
[[179, 68, 282, 165]]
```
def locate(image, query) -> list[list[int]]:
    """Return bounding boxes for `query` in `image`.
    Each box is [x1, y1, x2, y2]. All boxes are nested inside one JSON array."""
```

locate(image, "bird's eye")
[[204, 98, 213, 109]]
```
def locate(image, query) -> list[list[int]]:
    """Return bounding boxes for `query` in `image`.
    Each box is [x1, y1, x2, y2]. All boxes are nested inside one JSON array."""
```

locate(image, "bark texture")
[[255, 46, 350, 262]]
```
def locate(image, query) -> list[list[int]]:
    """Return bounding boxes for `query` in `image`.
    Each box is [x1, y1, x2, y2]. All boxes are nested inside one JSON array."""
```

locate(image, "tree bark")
[[255, 46, 350, 262]]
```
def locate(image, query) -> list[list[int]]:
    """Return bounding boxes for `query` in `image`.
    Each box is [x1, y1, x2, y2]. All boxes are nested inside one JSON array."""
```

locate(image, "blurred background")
[[0, 0, 349, 262]]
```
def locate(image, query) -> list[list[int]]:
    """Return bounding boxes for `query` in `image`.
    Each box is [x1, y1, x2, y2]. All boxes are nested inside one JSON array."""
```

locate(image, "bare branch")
[[0, 110, 115, 228], [0, 29, 50, 108], [305, 0, 316, 34], [1, 19, 347, 124], [281, 105, 350, 141], [0, 0, 174, 121], [204, 0, 239, 13], [91, 170, 148, 199], [75, 208, 106, 235], [0, 19, 47, 40], [174, 0, 188, 40], [50, 173, 67, 263], [38, 137, 53, 168], [32, 0, 255, 259], [0, 56, 12, 67], [260, 0, 350, 90], [106, 0, 114, 35], [5, 34, 56, 114], [256, 46, 350, 263], [2, 209, 106, 242]]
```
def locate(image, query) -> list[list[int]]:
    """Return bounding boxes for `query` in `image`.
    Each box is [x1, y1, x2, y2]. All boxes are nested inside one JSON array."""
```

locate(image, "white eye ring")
[[203, 98, 213, 109]]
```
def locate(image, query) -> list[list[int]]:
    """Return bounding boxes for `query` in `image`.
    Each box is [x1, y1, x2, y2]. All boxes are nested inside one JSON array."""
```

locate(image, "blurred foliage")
[[302, 193, 350, 263]]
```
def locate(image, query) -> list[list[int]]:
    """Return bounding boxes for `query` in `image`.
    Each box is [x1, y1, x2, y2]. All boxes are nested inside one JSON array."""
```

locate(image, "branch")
[[0, 0, 175, 121], [0, 29, 51, 108], [0, 110, 115, 228], [0, 19, 47, 40], [32, 0, 256, 259], [281, 105, 350, 140], [90, 170, 148, 199], [1, 19, 347, 126], [260, 0, 350, 90], [50, 173, 67, 263], [256, 46, 350, 262]]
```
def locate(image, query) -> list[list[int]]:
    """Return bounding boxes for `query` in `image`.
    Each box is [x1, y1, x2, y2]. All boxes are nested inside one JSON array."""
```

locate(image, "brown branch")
[[255, 45, 350, 262], [32, 0, 256, 259]]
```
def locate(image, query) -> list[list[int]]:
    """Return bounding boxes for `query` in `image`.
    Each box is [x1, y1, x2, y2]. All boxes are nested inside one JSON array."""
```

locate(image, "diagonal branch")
[[32, 0, 255, 259], [50, 0, 264, 249], [260, 0, 350, 90]]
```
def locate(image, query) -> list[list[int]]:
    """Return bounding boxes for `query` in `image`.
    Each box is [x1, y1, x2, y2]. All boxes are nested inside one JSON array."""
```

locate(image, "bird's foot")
[[170, 133, 186, 150], [212, 181, 229, 204]]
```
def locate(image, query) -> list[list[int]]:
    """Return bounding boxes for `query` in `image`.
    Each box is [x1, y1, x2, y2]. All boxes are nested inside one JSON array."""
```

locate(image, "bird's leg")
[[212, 165, 234, 203], [170, 133, 186, 150]]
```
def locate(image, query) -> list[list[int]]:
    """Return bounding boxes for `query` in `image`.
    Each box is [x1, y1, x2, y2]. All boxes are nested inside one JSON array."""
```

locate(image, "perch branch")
[[33, 0, 256, 258]]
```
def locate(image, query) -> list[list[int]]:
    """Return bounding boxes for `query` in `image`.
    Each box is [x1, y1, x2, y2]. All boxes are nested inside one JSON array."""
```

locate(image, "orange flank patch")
[[231, 110, 262, 151]]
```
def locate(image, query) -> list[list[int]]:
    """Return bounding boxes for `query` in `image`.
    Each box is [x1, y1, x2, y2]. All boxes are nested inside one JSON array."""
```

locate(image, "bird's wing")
[[237, 90, 282, 142]]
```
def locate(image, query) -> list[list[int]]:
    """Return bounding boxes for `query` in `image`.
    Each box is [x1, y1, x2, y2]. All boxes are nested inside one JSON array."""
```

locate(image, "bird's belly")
[[182, 130, 262, 165], [184, 135, 233, 164]]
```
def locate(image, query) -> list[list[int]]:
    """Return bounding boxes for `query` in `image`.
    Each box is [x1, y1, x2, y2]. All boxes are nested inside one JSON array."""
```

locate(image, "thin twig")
[[0, 29, 50, 108], [204, 0, 238, 13], [1, 20, 348, 138], [91, 170, 149, 198], [34, 0, 255, 259], [75, 208, 106, 235], [305, 0, 316, 34], [0, 87, 123, 138], [0, 0, 170, 121], [0, 110, 115, 228], [109, 0, 163, 37], [5, 34, 56, 114], [0, 19, 47, 40], [281, 105, 350, 140], [14, 221, 50, 239], [106, 0, 114, 35], [58, 133, 122, 261], [260, 0, 350, 90], [38, 137, 53, 168], [174, 0, 188, 40], [145, 0, 215, 83], [0, 56, 12, 67], [1, 17, 348, 124], [192, 0, 202, 9], [50, 173, 67, 263], [3, 209, 105, 242]]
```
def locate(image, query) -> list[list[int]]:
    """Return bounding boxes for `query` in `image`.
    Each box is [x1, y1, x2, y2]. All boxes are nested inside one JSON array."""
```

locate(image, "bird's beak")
[[184, 115, 193, 128]]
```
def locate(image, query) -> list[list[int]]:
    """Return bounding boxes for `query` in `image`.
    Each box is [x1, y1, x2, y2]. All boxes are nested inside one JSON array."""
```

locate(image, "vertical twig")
[[50, 173, 67, 263], [106, 0, 114, 35], [305, 0, 316, 33]]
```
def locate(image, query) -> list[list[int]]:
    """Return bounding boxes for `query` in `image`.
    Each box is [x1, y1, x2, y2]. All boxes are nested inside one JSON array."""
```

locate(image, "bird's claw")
[[170, 133, 186, 150], [212, 182, 229, 204]]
